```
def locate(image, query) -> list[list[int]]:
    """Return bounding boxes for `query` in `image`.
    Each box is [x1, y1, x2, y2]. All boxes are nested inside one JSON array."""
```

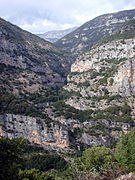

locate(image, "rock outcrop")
[[0, 114, 69, 151], [65, 38, 135, 99], [58, 21, 135, 149], [0, 112, 132, 150]]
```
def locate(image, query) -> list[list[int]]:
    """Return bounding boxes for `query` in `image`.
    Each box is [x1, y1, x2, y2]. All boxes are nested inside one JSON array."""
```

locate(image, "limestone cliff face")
[[74, 119, 132, 148], [0, 114, 69, 150], [0, 113, 132, 149], [60, 34, 135, 148], [65, 38, 135, 102], [71, 39, 135, 73]]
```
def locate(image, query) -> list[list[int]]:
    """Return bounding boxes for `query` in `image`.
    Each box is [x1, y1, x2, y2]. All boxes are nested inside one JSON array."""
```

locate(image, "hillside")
[[55, 9, 135, 55], [37, 27, 77, 43], [0, 17, 74, 151], [0, 17, 74, 94], [62, 19, 135, 147]]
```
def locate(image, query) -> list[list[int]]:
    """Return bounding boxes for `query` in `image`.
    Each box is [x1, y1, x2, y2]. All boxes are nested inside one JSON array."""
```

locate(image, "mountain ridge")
[[37, 27, 77, 43], [55, 8, 135, 55]]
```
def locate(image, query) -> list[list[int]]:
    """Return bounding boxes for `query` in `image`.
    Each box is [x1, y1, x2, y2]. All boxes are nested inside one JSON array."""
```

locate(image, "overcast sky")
[[0, 0, 135, 33]]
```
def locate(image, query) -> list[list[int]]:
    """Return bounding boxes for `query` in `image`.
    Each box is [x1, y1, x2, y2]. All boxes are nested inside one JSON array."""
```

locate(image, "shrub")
[[115, 128, 135, 171], [82, 146, 115, 171], [19, 169, 56, 180], [27, 154, 68, 172], [0, 137, 26, 180], [109, 78, 114, 86], [53, 101, 93, 122]]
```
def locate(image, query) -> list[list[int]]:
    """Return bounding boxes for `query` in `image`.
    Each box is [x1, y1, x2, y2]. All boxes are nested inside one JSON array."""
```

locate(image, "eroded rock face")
[[0, 114, 69, 150], [0, 113, 132, 149], [65, 38, 135, 103], [71, 39, 135, 73], [61, 36, 135, 148], [75, 119, 132, 147], [115, 173, 135, 180]]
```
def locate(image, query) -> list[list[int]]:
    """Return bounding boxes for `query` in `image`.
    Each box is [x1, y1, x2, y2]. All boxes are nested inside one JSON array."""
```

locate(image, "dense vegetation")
[[26, 154, 68, 172], [0, 86, 77, 116], [0, 137, 68, 180], [0, 88, 49, 119], [1, 128, 135, 180], [115, 128, 135, 171], [53, 101, 93, 122]]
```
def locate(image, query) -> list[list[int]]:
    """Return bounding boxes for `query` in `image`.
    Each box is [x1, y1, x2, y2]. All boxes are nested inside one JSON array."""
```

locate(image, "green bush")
[[109, 78, 114, 86], [0, 137, 26, 180], [19, 169, 56, 180], [115, 128, 135, 171], [27, 154, 68, 172], [53, 101, 93, 122], [82, 146, 115, 171]]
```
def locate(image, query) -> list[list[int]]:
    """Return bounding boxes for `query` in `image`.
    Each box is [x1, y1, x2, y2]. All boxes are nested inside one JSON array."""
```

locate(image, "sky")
[[0, 0, 135, 34]]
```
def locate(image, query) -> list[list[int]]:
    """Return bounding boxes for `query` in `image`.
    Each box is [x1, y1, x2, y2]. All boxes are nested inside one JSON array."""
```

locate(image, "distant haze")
[[0, 0, 135, 33], [37, 27, 77, 42]]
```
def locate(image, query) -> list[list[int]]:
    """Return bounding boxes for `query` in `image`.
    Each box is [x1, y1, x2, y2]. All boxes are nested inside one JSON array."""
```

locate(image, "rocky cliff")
[[65, 38, 135, 99], [0, 111, 132, 150], [57, 20, 135, 148], [0, 114, 70, 151]]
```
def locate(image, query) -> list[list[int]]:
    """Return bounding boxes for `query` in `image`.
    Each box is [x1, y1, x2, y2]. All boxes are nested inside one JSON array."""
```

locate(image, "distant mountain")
[[55, 9, 135, 55], [37, 27, 77, 42]]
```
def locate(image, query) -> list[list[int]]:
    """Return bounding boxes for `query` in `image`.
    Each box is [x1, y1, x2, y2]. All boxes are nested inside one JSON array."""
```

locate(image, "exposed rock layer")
[[0, 114, 69, 150]]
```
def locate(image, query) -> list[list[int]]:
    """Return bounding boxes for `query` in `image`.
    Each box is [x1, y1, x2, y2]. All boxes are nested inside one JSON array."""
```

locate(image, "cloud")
[[0, 0, 135, 33], [20, 19, 75, 33]]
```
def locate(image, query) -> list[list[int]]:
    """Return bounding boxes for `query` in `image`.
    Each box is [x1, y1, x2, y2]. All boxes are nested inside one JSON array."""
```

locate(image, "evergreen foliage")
[[115, 128, 135, 171]]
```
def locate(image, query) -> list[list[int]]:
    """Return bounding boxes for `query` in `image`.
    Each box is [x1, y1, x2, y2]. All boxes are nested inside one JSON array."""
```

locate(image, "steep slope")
[[37, 27, 77, 43], [0, 17, 73, 94], [53, 20, 135, 148], [0, 18, 74, 151], [55, 9, 135, 55]]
